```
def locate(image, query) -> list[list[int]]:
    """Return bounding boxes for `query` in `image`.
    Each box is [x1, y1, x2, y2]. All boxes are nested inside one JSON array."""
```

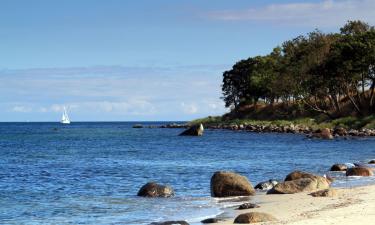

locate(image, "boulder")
[[254, 179, 279, 191], [310, 189, 338, 197], [346, 167, 374, 176], [330, 164, 348, 171], [368, 159, 375, 164], [210, 171, 255, 197], [137, 182, 174, 197], [285, 171, 323, 181], [150, 221, 189, 225], [320, 128, 334, 139], [201, 218, 219, 223], [238, 203, 260, 210], [267, 177, 330, 194], [132, 124, 143, 128], [234, 212, 277, 224], [179, 124, 204, 136]]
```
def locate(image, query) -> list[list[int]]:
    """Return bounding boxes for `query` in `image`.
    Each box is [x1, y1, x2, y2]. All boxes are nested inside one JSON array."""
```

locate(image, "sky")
[[1, 0, 375, 121]]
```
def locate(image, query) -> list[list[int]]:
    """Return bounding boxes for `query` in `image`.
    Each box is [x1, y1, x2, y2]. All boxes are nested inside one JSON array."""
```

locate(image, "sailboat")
[[61, 107, 71, 124]]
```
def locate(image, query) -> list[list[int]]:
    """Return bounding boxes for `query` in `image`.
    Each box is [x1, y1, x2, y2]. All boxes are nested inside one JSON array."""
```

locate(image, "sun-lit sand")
[[216, 185, 375, 225]]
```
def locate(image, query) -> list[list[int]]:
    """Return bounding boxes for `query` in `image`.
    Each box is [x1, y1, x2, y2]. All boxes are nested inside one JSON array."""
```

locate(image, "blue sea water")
[[0, 122, 374, 225]]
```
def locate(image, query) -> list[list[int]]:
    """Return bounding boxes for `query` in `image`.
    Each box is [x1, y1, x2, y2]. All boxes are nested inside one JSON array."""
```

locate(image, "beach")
[[216, 184, 375, 225]]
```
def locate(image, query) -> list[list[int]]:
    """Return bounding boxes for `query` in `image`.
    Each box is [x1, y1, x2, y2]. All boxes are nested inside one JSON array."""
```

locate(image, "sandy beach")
[[216, 184, 375, 225]]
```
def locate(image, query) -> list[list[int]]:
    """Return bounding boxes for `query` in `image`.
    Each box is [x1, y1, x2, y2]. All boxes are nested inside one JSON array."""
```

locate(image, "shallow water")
[[0, 122, 374, 224]]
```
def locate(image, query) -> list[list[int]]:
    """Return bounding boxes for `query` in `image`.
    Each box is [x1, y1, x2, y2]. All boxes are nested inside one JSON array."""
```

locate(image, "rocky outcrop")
[[234, 212, 277, 224], [346, 167, 374, 176], [150, 221, 189, 225], [310, 188, 338, 197], [333, 127, 348, 136], [238, 203, 260, 210], [179, 124, 204, 136], [368, 159, 375, 164], [330, 164, 348, 171], [254, 179, 279, 191], [137, 182, 174, 197], [210, 171, 255, 197], [267, 177, 330, 194]]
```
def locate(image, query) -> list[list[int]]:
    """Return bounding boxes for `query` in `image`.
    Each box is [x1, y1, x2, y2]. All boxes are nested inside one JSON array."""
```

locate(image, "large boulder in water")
[[234, 212, 277, 224], [346, 167, 374, 176], [368, 159, 375, 164], [330, 164, 348, 171], [179, 124, 204, 136], [267, 177, 330, 194], [137, 182, 174, 197], [210, 171, 255, 197]]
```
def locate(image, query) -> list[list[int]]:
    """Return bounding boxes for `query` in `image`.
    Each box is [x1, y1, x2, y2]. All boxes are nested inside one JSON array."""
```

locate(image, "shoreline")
[[213, 183, 375, 225], [157, 122, 375, 138]]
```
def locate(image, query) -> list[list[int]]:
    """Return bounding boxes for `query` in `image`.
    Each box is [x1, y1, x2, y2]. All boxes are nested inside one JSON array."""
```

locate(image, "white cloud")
[[12, 106, 32, 112], [181, 102, 198, 114], [206, 0, 375, 27]]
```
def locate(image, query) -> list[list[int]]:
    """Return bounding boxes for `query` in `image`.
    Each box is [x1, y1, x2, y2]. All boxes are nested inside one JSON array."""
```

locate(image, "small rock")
[[234, 212, 277, 224], [137, 182, 174, 197], [310, 189, 338, 197], [201, 218, 219, 223], [132, 124, 143, 128], [210, 171, 255, 197], [238, 203, 260, 210], [254, 179, 279, 191], [330, 164, 348, 171], [346, 167, 374, 176], [150, 221, 189, 225]]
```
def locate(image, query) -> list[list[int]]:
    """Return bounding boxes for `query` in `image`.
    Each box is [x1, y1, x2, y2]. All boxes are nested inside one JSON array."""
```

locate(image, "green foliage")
[[221, 20, 375, 117]]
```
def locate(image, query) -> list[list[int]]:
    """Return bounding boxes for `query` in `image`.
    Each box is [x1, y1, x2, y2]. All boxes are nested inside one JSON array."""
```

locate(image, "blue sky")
[[1, 0, 374, 121]]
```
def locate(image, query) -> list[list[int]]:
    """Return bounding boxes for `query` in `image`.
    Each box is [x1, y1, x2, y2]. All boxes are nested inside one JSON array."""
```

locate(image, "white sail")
[[61, 107, 71, 124]]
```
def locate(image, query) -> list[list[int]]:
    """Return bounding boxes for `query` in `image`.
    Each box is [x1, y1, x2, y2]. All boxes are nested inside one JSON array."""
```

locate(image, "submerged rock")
[[179, 124, 204, 136], [238, 203, 260, 210], [150, 221, 189, 225], [254, 179, 279, 191], [234, 212, 277, 224], [210, 171, 255, 197], [310, 188, 338, 197], [137, 182, 174, 197], [201, 218, 219, 223], [346, 167, 374, 176], [330, 164, 348, 171]]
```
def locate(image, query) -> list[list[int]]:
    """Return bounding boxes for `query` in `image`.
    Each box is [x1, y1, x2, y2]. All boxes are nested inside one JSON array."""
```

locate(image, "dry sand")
[[215, 185, 375, 225]]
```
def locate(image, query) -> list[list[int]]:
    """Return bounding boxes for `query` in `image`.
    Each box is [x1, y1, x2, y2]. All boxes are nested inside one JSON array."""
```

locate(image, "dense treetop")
[[222, 21, 375, 118]]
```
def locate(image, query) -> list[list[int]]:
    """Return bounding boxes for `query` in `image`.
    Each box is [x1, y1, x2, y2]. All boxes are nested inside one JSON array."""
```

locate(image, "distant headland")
[[192, 21, 375, 137]]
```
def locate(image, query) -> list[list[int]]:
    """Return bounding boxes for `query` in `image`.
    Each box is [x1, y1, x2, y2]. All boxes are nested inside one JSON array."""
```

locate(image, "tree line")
[[222, 21, 375, 118]]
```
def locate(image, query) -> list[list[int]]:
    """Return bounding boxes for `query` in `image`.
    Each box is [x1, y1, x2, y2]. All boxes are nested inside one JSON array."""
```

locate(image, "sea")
[[0, 122, 374, 225]]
